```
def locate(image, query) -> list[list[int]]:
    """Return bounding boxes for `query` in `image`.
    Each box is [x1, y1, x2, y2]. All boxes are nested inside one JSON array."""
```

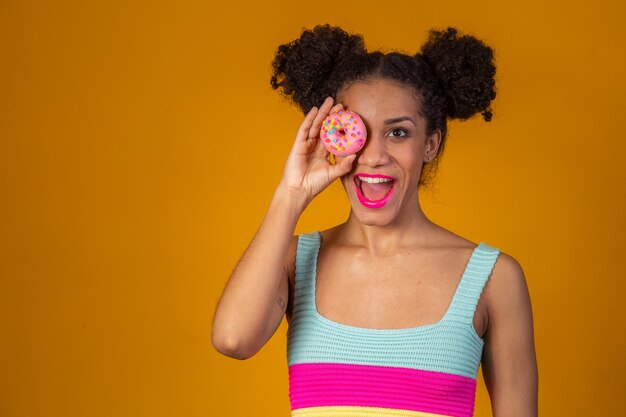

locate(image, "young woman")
[[212, 24, 538, 417]]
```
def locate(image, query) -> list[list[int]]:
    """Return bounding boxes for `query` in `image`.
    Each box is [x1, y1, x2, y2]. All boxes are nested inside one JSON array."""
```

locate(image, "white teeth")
[[359, 176, 393, 184]]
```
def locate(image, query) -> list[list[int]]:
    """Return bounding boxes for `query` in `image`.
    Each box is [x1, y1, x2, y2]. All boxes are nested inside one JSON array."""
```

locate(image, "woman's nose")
[[357, 136, 390, 167]]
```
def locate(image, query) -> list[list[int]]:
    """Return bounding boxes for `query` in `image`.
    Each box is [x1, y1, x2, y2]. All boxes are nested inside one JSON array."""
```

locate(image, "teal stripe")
[[287, 231, 501, 379]]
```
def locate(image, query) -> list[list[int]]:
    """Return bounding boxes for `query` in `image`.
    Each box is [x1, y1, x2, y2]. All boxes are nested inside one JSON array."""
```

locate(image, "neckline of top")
[[309, 231, 489, 334]]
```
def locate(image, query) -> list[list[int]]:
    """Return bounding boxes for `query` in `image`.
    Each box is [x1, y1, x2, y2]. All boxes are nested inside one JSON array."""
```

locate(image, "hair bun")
[[270, 24, 367, 113], [419, 27, 496, 121]]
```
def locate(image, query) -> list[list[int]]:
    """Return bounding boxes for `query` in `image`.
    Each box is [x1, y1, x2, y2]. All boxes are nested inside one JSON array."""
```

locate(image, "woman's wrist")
[[273, 182, 310, 216]]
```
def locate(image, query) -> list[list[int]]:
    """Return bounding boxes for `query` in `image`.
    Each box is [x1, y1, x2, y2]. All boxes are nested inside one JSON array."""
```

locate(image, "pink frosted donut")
[[320, 110, 367, 156]]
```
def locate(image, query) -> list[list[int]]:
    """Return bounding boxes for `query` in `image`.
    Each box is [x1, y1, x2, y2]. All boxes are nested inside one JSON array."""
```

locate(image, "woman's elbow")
[[211, 331, 257, 360]]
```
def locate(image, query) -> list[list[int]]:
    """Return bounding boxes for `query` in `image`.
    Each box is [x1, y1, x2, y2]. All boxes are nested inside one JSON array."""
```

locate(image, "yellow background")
[[1, 0, 625, 416]]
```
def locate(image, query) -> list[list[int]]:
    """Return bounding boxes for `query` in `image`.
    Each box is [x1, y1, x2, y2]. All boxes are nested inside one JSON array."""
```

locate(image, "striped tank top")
[[287, 231, 501, 417]]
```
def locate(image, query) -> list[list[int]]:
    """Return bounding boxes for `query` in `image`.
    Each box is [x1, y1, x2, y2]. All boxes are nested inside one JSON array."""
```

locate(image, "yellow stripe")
[[292, 405, 452, 417]]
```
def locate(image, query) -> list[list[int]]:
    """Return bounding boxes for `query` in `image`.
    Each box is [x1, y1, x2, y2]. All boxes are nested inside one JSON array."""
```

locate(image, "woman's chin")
[[348, 201, 400, 226]]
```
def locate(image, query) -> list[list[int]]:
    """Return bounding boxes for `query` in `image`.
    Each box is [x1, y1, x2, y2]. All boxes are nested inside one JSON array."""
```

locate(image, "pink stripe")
[[289, 362, 477, 417]]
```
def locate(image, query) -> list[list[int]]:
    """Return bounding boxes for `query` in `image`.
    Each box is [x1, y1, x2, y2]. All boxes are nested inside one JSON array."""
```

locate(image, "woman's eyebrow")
[[383, 116, 416, 127]]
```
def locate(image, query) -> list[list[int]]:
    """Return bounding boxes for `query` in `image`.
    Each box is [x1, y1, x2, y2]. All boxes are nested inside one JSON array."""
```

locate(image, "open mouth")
[[353, 174, 398, 209]]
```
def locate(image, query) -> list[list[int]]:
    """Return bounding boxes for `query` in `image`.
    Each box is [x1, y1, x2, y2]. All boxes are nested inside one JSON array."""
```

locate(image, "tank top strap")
[[445, 242, 501, 325], [293, 232, 321, 307], [295, 232, 320, 275]]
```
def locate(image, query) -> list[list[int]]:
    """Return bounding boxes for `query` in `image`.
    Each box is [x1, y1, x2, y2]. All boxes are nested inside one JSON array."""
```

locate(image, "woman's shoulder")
[[487, 250, 527, 297], [482, 248, 531, 327]]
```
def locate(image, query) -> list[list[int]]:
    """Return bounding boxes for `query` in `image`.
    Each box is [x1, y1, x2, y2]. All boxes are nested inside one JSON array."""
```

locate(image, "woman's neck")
[[337, 202, 438, 256]]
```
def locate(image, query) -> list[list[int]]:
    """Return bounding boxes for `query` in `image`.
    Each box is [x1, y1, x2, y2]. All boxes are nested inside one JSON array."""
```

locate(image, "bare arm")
[[211, 97, 356, 360], [481, 253, 539, 416]]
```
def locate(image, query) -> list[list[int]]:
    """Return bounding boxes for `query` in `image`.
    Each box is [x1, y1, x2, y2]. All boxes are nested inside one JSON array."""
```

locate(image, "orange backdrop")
[[1, 1, 625, 416]]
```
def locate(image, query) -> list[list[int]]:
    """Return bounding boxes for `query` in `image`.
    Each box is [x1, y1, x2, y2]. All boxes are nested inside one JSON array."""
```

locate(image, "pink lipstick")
[[353, 173, 398, 209]]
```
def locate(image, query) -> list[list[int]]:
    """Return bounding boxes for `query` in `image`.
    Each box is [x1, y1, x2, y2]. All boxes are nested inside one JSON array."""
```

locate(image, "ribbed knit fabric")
[[287, 231, 501, 417]]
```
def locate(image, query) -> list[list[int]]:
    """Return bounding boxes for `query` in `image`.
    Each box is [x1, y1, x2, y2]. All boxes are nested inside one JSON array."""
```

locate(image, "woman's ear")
[[425, 129, 442, 158]]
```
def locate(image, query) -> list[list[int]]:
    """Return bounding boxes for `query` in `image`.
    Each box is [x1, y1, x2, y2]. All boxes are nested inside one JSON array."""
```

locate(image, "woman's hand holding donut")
[[277, 96, 356, 209]]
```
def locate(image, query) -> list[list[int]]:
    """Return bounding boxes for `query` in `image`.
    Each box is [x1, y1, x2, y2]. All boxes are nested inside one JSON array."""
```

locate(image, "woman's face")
[[335, 78, 441, 226]]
